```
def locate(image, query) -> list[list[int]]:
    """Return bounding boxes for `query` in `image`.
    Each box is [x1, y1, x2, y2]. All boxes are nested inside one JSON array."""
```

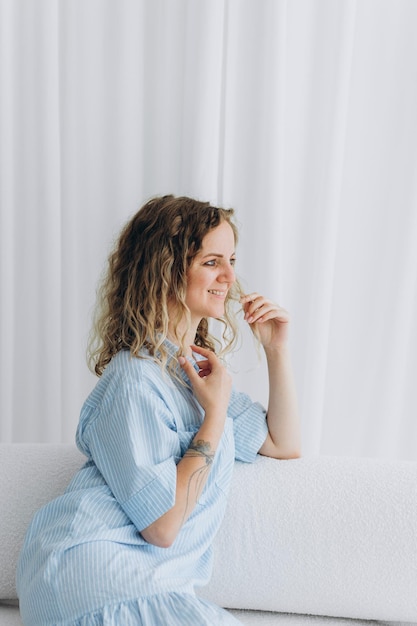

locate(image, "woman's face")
[[185, 220, 236, 325]]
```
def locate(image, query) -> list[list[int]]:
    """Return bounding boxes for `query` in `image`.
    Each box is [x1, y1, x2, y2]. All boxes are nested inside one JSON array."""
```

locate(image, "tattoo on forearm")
[[184, 439, 214, 465], [181, 440, 215, 523]]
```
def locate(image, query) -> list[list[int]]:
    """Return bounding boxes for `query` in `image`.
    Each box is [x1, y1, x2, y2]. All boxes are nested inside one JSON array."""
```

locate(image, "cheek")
[[185, 274, 205, 303], [187, 269, 210, 291]]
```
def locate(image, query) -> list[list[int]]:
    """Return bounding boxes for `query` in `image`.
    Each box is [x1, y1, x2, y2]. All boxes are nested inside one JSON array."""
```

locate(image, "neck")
[[167, 319, 201, 357]]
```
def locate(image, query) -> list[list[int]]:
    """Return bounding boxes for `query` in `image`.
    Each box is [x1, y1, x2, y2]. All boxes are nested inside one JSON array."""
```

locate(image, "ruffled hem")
[[54, 593, 242, 626]]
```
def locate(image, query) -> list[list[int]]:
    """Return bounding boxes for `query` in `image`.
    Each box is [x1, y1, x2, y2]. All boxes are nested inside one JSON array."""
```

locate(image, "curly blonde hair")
[[88, 195, 242, 377]]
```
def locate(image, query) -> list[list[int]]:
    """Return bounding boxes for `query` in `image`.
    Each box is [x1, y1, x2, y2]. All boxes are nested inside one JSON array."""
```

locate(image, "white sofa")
[[1, 444, 416, 626]]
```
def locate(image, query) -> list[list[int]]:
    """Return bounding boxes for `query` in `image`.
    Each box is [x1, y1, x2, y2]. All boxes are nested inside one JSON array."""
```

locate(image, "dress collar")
[[159, 337, 201, 385]]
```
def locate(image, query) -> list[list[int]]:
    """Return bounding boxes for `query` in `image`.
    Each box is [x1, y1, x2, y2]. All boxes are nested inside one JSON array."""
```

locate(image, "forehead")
[[199, 221, 236, 250]]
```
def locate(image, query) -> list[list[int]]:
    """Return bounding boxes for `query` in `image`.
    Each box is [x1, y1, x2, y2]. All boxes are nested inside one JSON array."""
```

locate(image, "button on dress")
[[16, 341, 268, 625]]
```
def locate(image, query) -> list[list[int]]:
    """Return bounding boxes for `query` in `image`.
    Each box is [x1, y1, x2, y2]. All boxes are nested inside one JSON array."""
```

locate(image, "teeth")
[[209, 290, 226, 296]]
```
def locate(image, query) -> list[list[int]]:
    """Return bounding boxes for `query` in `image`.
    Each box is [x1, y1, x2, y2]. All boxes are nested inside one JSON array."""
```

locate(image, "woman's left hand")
[[240, 293, 289, 350]]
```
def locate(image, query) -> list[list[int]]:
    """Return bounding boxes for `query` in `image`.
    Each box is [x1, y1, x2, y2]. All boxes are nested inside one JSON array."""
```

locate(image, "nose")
[[220, 262, 236, 284]]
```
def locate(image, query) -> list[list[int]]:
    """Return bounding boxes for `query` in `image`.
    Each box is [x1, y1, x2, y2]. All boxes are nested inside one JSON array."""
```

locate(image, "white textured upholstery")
[[1, 444, 416, 625]]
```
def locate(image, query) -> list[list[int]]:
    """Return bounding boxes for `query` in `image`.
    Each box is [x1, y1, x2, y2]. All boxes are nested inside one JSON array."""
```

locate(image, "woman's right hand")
[[178, 344, 232, 419]]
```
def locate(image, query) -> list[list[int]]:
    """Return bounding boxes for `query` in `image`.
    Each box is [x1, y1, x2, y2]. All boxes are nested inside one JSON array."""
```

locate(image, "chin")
[[209, 307, 226, 319]]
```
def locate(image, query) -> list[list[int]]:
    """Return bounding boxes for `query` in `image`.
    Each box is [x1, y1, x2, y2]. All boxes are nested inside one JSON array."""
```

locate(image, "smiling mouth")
[[208, 290, 227, 297]]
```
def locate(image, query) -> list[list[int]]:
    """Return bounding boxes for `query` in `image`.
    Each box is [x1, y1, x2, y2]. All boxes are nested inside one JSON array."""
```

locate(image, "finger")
[[195, 358, 212, 376], [190, 344, 212, 355], [255, 309, 290, 324], [240, 292, 262, 304], [240, 295, 263, 313], [244, 299, 272, 320], [190, 344, 218, 363], [247, 304, 288, 324], [195, 358, 210, 369], [178, 356, 200, 382]]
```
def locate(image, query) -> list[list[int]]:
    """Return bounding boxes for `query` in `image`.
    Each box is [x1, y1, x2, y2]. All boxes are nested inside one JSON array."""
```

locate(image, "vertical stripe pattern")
[[16, 340, 268, 625]]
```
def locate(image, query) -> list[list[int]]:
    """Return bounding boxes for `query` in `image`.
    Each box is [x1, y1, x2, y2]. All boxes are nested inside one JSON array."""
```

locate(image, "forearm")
[[259, 346, 301, 459], [140, 413, 224, 547]]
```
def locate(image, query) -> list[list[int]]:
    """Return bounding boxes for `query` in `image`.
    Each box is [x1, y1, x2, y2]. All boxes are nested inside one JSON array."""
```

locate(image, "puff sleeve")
[[228, 387, 268, 463], [79, 379, 180, 532]]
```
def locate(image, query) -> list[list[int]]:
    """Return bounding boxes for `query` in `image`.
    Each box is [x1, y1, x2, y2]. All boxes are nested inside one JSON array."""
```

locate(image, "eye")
[[204, 259, 217, 267], [230, 257, 236, 266]]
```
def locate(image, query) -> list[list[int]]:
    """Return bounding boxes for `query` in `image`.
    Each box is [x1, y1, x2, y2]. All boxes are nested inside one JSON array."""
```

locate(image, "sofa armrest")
[[200, 455, 417, 622]]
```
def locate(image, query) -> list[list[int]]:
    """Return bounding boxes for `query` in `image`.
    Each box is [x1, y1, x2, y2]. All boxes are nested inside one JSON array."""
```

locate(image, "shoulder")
[[109, 349, 160, 382], [78, 351, 177, 444], [91, 349, 178, 404]]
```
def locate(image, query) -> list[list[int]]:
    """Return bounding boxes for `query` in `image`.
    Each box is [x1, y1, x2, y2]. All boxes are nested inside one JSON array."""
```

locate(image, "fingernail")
[[178, 356, 186, 366]]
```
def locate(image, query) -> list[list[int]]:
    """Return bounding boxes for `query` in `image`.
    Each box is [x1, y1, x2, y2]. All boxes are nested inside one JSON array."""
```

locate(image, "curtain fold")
[[1, 0, 416, 460]]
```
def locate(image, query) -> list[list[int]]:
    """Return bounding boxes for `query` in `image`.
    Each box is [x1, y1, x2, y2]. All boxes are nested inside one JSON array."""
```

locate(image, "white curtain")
[[1, 0, 416, 460]]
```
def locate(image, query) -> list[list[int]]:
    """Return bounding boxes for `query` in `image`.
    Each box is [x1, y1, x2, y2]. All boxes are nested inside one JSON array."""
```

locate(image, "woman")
[[17, 195, 300, 625]]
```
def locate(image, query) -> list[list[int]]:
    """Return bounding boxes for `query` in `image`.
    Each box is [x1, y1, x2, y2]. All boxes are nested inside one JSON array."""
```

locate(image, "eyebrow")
[[201, 252, 236, 259]]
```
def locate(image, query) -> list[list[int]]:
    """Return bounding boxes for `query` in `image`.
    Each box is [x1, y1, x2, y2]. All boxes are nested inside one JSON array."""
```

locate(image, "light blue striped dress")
[[16, 340, 268, 625]]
